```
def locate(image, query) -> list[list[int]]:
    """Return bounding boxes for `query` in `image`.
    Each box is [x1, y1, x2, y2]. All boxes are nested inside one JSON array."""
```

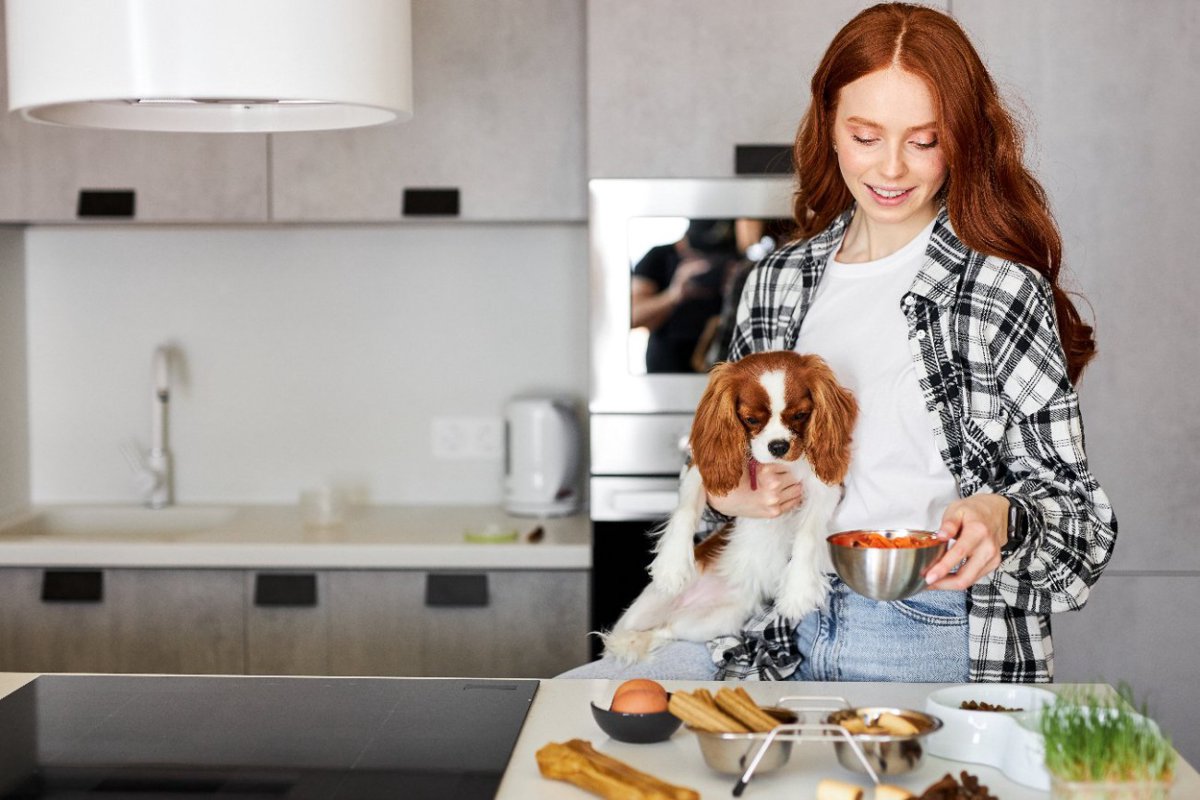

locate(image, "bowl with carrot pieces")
[[827, 529, 948, 601]]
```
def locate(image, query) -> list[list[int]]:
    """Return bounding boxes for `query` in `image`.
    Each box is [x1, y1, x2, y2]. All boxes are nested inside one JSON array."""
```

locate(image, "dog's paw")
[[601, 629, 663, 664], [774, 576, 830, 621], [648, 552, 697, 595]]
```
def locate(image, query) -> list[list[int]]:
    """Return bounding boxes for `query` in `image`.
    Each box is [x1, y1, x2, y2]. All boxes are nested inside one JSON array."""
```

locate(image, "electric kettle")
[[504, 397, 582, 516]]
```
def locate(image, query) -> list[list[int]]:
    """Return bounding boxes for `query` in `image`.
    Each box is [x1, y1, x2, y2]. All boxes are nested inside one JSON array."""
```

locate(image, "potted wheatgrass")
[[1040, 685, 1176, 800]]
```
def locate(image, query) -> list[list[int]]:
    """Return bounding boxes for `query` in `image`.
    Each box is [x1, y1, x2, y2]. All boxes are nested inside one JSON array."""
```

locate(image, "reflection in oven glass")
[[627, 216, 791, 374]]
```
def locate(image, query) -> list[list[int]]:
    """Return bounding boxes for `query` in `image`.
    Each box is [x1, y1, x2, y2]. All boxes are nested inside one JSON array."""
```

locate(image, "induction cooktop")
[[0, 674, 538, 799]]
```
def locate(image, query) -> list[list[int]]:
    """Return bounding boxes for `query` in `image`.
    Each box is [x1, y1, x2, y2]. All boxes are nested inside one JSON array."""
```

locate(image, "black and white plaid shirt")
[[709, 206, 1117, 683]]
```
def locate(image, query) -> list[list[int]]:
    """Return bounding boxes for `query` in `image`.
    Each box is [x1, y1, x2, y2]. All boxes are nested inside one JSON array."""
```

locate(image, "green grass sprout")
[[1039, 683, 1175, 785]]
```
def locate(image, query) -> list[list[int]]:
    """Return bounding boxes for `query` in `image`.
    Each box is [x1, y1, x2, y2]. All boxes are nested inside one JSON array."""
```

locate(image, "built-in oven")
[[587, 179, 793, 655]]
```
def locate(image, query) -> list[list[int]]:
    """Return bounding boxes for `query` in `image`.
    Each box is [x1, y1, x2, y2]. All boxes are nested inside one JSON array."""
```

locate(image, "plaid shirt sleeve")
[[963, 259, 1118, 614]]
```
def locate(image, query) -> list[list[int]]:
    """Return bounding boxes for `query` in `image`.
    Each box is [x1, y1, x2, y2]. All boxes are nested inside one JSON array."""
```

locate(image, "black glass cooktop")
[[0, 674, 538, 799]]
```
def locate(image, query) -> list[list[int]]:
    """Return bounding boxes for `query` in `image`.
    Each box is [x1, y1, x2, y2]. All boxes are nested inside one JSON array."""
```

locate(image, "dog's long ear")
[[689, 364, 746, 497], [802, 357, 858, 485]]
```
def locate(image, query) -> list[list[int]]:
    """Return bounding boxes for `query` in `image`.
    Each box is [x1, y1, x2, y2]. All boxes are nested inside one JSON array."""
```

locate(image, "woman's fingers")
[[926, 495, 1007, 589]]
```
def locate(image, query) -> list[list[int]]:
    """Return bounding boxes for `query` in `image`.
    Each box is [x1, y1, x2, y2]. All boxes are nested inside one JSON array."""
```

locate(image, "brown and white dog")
[[602, 351, 857, 663]]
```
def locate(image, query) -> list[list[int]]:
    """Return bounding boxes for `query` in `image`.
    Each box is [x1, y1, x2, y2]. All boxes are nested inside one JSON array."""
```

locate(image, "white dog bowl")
[[924, 684, 1057, 791]]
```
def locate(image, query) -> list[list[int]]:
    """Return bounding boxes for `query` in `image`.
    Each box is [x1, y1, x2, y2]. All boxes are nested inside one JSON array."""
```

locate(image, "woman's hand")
[[925, 494, 1010, 590], [707, 461, 805, 518]]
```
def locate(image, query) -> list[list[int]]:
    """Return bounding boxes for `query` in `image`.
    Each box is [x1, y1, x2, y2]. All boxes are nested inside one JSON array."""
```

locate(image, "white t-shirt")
[[795, 219, 960, 533]]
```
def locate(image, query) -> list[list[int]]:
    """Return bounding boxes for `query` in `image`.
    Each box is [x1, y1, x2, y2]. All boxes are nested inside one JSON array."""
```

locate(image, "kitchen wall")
[[0, 228, 27, 518], [22, 223, 587, 505]]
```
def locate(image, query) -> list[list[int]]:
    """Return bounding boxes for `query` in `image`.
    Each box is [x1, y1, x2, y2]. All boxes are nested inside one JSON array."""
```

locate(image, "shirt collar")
[[909, 205, 971, 307]]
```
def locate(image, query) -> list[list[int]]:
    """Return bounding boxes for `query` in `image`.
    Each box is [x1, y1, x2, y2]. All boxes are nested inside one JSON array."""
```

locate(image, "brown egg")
[[612, 679, 666, 703], [610, 688, 669, 715]]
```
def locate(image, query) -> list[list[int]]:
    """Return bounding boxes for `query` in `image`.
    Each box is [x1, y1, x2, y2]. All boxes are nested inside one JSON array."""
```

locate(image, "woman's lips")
[[868, 184, 913, 206]]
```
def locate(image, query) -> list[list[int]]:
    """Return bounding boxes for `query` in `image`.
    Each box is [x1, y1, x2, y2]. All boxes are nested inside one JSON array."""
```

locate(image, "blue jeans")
[[792, 577, 969, 682]]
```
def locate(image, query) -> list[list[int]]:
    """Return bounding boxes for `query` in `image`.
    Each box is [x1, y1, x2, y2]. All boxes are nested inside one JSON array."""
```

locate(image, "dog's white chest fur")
[[602, 458, 841, 663]]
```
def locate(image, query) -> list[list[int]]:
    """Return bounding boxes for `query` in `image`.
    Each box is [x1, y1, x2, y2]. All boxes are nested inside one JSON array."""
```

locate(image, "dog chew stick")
[[536, 739, 699, 800], [874, 785, 915, 800], [815, 778, 865, 800], [668, 691, 750, 732], [714, 688, 778, 733]]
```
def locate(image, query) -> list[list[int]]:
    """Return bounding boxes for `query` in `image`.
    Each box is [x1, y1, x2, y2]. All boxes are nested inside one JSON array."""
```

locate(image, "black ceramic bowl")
[[590, 700, 683, 744]]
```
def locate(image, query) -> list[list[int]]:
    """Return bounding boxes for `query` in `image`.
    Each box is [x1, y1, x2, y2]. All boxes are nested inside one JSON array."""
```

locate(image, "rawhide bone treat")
[[536, 739, 699, 800]]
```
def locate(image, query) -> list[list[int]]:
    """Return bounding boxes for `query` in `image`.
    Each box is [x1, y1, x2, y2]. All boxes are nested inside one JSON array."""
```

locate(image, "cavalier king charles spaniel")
[[602, 351, 857, 663]]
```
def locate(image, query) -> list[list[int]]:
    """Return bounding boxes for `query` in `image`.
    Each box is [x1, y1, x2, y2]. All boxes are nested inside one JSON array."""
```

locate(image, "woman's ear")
[[689, 365, 746, 497], [803, 359, 858, 485]]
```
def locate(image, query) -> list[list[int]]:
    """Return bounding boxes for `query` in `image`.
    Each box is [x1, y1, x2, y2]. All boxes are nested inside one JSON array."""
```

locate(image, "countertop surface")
[[0, 504, 589, 569], [0, 674, 1196, 799], [501, 679, 1200, 800]]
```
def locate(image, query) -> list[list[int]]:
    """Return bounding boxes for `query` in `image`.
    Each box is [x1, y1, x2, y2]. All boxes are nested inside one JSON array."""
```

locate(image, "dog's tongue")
[[749, 458, 759, 491]]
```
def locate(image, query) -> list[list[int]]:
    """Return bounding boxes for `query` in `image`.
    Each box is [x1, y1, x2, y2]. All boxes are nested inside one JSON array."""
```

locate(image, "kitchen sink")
[[1, 505, 239, 539]]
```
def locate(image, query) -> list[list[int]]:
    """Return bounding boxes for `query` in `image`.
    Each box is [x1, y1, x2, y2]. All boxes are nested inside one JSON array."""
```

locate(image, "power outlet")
[[431, 416, 504, 460]]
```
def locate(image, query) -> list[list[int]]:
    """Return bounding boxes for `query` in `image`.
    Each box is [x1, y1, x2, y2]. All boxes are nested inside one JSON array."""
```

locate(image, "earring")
[[832, 143, 838, 153]]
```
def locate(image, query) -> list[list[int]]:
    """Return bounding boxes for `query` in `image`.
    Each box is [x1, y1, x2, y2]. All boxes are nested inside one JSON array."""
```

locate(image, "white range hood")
[[3, 0, 413, 133]]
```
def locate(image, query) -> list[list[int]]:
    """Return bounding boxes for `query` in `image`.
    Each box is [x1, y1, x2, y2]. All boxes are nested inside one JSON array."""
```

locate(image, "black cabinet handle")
[[402, 187, 460, 217], [77, 189, 136, 218], [254, 573, 318, 607], [41, 570, 104, 603], [425, 573, 489, 607], [734, 144, 793, 175]]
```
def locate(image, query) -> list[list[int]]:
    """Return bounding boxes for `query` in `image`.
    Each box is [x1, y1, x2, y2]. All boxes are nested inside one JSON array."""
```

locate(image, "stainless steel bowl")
[[825, 706, 943, 776], [827, 529, 948, 601], [688, 708, 798, 775]]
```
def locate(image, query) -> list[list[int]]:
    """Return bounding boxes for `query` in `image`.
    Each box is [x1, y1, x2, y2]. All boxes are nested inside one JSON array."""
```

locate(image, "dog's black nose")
[[767, 439, 790, 458]]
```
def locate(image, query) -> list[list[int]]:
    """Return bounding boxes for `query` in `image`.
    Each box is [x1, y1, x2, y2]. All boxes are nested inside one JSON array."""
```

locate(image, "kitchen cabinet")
[[245, 569, 589, 678], [586, 0, 947, 179], [0, 566, 587, 678], [950, 0, 1200, 574], [0, 567, 245, 674], [0, 4, 268, 224], [323, 570, 589, 678], [268, 0, 586, 222], [0, 0, 583, 223]]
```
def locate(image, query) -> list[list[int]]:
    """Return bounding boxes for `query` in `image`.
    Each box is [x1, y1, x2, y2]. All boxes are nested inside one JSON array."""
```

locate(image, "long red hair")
[[792, 2, 1095, 382]]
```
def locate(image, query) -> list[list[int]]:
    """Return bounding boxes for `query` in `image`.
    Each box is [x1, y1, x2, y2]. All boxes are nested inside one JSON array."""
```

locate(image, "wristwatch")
[[1002, 495, 1028, 557]]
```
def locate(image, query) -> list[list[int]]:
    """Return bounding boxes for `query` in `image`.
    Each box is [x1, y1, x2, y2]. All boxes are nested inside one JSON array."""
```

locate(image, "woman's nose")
[[879, 142, 907, 179]]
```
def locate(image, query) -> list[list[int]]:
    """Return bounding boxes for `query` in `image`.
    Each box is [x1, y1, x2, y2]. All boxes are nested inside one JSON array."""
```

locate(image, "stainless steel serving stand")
[[732, 696, 880, 797]]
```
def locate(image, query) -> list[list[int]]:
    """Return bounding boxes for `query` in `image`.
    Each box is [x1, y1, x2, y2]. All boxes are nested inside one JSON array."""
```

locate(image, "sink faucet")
[[122, 344, 174, 508]]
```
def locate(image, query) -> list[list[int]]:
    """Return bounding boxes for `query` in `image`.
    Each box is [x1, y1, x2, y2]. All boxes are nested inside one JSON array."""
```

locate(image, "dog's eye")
[[791, 412, 808, 422], [743, 416, 760, 426]]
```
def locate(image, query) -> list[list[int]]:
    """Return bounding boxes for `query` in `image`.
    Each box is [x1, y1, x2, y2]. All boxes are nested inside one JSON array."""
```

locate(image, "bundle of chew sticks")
[[667, 687, 779, 733]]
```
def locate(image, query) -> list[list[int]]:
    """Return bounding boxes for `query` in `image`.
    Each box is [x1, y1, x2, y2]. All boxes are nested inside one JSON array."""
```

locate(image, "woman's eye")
[[912, 139, 939, 150], [851, 135, 877, 145]]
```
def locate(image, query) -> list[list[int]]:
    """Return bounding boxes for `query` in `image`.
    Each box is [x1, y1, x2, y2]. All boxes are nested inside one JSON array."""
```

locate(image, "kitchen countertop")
[[0, 673, 1195, 798], [500, 679, 1200, 799], [0, 504, 589, 569]]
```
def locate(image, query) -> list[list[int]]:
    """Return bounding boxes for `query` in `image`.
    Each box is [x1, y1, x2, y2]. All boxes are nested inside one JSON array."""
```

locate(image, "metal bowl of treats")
[[827, 529, 949, 601], [825, 706, 943, 776], [689, 708, 799, 775]]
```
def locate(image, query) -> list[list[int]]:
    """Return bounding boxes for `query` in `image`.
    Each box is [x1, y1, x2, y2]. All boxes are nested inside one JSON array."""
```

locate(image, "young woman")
[[561, 2, 1116, 683]]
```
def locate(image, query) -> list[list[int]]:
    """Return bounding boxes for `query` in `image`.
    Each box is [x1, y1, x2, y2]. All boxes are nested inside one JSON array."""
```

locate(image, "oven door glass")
[[590, 178, 793, 413]]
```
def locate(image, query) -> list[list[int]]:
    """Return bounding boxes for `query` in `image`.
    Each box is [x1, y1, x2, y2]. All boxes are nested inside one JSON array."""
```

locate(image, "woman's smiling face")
[[833, 66, 948, 236]]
